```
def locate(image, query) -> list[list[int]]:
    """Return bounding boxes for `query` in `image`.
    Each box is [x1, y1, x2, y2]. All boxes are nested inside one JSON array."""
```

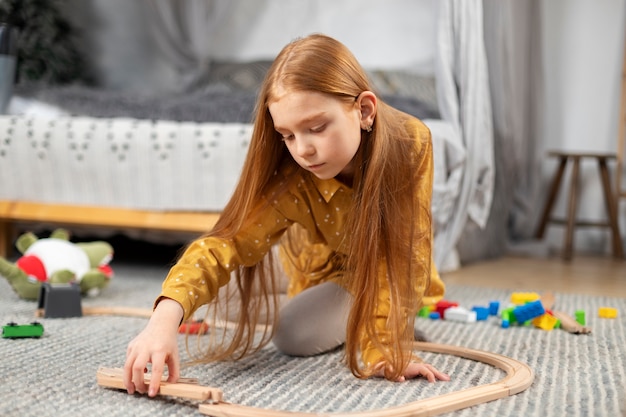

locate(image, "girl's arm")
[[123, 201, 294, 396], [123, 298, 184, 396]]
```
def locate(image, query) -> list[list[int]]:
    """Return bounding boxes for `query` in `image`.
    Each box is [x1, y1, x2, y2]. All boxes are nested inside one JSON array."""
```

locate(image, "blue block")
[[512, 300, 545, 323], [429, 312, 441, 320], [472, 306, 489, 321], [489, 301, 500, 316]]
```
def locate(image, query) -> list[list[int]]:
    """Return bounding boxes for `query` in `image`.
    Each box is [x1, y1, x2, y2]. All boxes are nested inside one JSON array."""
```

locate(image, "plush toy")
[[0, 229, 114, 300]]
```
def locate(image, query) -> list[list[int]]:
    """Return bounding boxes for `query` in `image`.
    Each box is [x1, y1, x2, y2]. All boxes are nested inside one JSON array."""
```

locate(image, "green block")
[[2, 322, 44, 338], [575, 310, 586, 326], [418, 306, 432, 318]]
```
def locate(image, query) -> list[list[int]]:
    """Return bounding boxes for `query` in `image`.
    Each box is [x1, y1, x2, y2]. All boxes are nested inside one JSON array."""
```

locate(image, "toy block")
[[429, 312, 441, 320], [510, 292, 540, 305], [179, 320, 209, 335], [2, 322, 44, 338], [37, 283, 82, 318], [502, 306, 515, 320], [512, 300, 545, 323], [532, 314, 558, 331], [488, 301, 500, 316], [501, 307, 513, 328], [598, 307, 618, 318], [472, 306, 489, 321], [418, 305, 433, 318], [501, 310, 511, 328], [444, 307, 477, 323], [575, 310, 586, 325], [435, 300, 459, 317]]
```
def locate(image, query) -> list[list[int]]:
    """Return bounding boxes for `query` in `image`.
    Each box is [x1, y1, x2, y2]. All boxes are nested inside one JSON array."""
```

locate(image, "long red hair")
[[194, 34, 431, 381]]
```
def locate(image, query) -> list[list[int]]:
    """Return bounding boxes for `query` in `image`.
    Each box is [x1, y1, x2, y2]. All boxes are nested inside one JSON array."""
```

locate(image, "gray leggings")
[[217, 272, 352, 357], [273, 281, 352, 356]]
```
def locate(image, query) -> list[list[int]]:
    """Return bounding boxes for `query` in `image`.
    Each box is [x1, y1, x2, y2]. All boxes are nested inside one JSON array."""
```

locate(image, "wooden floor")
[[441, 255, 626, 298]]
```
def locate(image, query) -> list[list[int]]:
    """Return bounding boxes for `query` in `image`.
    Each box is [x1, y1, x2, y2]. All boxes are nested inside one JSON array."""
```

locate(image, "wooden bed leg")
[[0, 218, 15, 258]]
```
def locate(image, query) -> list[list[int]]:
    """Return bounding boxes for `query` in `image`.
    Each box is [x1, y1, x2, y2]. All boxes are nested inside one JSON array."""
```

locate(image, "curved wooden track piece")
[[199, 341, 534, 417]]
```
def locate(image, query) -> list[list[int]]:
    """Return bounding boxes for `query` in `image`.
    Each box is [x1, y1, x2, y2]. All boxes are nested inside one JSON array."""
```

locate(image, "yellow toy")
[[510, 292, 540, 305], [598, 307, 618, 318], [532, 313, 559, 331]]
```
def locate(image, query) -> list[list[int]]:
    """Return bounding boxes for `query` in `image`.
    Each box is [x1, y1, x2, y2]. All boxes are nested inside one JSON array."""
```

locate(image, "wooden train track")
[[199, 341, 534, 416], [98, 341, 534, 417]]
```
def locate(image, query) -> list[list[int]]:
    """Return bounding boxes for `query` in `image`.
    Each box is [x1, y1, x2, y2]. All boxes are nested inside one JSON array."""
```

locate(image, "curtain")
[[146, 0, 225, 91], [432, 0, 495, 270], [457, 0, 544, 262]]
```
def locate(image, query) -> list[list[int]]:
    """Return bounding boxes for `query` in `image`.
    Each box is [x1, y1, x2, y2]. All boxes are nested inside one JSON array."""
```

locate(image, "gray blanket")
[[14, 84, 439, 124]]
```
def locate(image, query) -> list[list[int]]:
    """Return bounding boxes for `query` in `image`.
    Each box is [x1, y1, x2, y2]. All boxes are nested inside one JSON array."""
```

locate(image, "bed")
[[0, 0, 493, 272]]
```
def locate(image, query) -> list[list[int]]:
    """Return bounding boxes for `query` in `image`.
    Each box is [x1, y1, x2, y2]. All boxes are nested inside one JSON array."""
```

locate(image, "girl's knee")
[[272, 314, 314, 356]]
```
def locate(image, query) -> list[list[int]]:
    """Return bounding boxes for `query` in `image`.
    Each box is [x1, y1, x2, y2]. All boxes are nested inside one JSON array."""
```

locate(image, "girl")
[[124, 33, 448, 397]]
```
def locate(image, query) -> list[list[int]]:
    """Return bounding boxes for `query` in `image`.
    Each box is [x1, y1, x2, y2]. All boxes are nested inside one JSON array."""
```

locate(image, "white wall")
[[64, 0, 626, 254], [206, 0, 436, 73], [66, 0, 437, 89], [539, 0, 626, 254]]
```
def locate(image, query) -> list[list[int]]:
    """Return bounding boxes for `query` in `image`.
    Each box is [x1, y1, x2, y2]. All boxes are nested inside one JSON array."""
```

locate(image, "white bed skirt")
[[0, 113, 463, 269], [0, 115, 252, 211]]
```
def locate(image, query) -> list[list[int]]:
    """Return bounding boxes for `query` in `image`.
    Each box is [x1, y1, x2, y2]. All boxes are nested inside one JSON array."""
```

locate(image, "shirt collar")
[[310, 174, 351, 203]]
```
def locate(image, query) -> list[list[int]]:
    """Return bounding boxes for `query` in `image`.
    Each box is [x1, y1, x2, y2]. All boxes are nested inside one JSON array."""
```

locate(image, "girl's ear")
[[357, 91, 377, 130]]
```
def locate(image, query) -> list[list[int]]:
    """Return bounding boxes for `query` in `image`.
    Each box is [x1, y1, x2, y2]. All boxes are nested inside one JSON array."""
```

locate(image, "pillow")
[[367, 70, 438, 113]]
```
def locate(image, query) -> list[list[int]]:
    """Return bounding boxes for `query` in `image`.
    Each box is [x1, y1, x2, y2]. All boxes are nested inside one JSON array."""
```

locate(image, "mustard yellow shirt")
[[159, 117, 445, 368]]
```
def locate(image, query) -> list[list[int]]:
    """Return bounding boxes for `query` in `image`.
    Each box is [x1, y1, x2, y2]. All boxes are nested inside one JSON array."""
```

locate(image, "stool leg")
[[535, 156, 568, 239], [597, 158, 624, 259], [563, 157, 581, 261]]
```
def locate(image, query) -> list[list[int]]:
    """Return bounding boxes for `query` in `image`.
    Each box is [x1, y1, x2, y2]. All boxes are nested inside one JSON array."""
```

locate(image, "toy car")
[[2, 322, 44, 338]]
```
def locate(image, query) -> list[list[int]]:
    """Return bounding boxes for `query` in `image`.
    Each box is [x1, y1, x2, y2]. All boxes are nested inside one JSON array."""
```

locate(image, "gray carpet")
[[1, 261, 625, 417]]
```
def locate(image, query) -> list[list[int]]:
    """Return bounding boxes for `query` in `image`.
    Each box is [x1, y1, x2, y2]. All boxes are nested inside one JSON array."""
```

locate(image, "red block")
[[435, 300, 459, 318]]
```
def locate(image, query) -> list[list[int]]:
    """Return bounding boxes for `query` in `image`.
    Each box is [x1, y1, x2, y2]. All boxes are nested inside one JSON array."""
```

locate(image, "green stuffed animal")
[[0, 229, 114, 300]]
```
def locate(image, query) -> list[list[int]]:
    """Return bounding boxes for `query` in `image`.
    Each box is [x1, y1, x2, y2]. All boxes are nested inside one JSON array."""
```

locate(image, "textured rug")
[[1, 260, 625, 417]]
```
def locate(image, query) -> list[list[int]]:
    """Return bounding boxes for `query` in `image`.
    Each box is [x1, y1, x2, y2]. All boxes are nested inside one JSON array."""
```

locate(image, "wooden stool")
[[534, 151, 624, 260]]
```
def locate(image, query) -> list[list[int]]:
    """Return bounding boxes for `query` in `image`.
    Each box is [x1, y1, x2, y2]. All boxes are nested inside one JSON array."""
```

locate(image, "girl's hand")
[[123, 298, 184, 397], [374, 361, 451, 383], [398, 362, 450, 382]]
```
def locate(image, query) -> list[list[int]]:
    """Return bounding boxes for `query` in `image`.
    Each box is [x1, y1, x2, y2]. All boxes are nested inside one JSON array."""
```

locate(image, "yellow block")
[[598, 307, 618, 319], [511, 292, 540, 305], [532, 314, 558, 331]]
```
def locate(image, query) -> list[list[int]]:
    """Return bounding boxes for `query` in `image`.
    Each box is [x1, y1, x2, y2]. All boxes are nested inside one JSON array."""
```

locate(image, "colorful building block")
[[488, 301, 500, 316], [532, 313, 559, 331], [501, 309, 512, 328], [429, 311, 441, 320], [575, 310, 586, 326], [502, 307, 514, 322], [472, 306, 489, 321], [435, 300, 459, 317], [178, 320, 209, 335], [512, 300, 545, 323], [418, 305, 433, 318], [2, 322, 44, 338], [510, 292, 540, 305], [598, 307, 618, 318], [444, 306, 477, 323]]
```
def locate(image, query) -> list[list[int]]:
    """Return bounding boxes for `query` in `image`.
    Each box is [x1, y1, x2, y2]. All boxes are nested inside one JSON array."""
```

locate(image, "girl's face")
[[269, 90, 365, 182]]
